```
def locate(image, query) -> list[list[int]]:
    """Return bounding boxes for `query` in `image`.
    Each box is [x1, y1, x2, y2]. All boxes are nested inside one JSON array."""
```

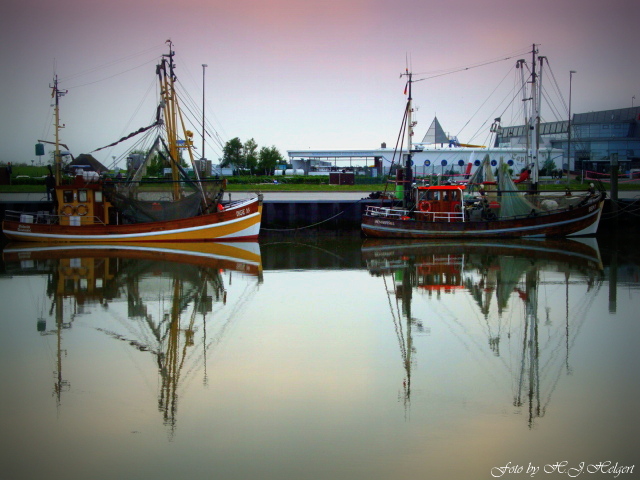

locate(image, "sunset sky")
[[1, 0, 638, 168]]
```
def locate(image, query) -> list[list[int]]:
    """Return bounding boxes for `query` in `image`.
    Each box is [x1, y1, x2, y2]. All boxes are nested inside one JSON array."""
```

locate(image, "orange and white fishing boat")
[[2, 42, 262, 243]]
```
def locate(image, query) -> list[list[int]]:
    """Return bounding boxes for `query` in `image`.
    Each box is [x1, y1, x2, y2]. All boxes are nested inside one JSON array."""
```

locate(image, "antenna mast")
[[51, 75, 67, 185], [401, 69, 415, 209]]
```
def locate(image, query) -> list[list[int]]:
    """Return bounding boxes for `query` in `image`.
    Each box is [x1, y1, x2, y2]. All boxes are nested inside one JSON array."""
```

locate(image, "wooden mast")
[[159, 41, 182, 201], [158, 41, 206, 203], [51, 75, 67, 186]]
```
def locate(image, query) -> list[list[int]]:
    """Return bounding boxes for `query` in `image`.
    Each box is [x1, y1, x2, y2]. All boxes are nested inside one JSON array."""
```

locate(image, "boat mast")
[[202, 64, 207, 160], [51, 75, 67, 186], [159, 41, 183, 201], [403, 70, 415, 209], [516, 59, 528, 154], [529, 44, 541, 192]]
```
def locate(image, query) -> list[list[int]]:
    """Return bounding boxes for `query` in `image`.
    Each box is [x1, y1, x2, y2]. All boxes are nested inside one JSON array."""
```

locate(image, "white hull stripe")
[[4, 243, 261, 266], [217, 221, 261, 239], [364, 208, 601, 236], [6, 212, 260, 241]]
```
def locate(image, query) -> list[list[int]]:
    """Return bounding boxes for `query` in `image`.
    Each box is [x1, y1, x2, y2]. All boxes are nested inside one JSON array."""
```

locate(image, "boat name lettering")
[[17, 225, 31, 233], [589, 204, 597, 213], [374, 220, 395, 226], [236, 208, 247, 217]]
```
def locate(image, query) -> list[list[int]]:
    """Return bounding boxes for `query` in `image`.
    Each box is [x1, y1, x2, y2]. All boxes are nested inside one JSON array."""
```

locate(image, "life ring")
[[76, 204, 88, 216], [62, 204, 75, 216], [418, 201, 431, 212]]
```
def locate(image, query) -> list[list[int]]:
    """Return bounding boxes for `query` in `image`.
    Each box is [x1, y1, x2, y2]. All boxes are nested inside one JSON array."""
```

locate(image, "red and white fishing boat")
[[362, 46, 605, 239]]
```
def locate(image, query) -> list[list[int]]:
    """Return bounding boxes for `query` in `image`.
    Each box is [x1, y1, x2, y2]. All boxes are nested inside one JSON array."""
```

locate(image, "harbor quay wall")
[[260, 200, 381, 232], [0, 198, 638, 238]]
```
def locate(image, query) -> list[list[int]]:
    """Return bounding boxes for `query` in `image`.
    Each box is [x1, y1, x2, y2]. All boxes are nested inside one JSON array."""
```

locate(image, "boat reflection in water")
[[362, 237, 604, 427], [2, 242, 262, 435]]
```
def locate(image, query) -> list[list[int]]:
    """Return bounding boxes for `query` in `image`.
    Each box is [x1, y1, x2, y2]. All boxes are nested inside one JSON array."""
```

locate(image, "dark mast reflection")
[[364, 238, 604, 427]]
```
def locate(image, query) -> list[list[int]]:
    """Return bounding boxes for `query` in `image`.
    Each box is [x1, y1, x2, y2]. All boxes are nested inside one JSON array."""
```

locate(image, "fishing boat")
[[2, 42, 262, 243], [362, 46, 605, 239]]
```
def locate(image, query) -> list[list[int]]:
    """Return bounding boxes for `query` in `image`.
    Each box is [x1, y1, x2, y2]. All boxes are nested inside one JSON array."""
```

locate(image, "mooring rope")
[[601, 196, 640, 219], [260, 210, 345, 232]]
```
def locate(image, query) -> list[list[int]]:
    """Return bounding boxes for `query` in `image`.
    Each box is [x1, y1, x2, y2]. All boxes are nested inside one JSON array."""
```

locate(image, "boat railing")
[[4, 210, 107, 226], [365, 205, 409, 219], [424, 212, 466, 222]]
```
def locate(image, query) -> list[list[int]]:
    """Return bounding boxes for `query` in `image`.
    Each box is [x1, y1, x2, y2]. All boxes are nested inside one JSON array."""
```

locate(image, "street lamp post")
[[202, 64, 208, 161], [567, 70, 576, 187]]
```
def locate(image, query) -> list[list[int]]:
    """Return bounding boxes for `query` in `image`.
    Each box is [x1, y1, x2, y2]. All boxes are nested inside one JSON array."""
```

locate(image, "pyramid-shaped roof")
[[421, 117, 449, 144], [69, 154, 109, 173]]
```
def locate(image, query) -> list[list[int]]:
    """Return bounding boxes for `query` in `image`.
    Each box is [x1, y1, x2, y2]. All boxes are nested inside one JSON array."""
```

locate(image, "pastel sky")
[[1, 0, 638, 168]]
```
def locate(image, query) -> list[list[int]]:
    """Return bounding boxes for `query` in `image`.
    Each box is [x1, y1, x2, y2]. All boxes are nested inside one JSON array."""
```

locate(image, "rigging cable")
[[98, 76, 158, 167], [412, 47, 532, 82], [63, 58, 161, 90], [460, 66, 522, 144], [59, 44, 165, 85], [175, 80, 226, 156]]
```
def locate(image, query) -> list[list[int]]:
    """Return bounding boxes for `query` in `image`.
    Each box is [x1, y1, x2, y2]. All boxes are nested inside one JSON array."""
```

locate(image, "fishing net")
[[467, 156, 496, 185], [108, 179, 224, 223], [497, 162, 540, 218]]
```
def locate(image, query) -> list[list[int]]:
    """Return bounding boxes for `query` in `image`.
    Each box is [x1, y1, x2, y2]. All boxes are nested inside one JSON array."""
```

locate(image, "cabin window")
[[78, 190, 88, 202], [63, 190, 74, 203], [95, 190, 103, 202]]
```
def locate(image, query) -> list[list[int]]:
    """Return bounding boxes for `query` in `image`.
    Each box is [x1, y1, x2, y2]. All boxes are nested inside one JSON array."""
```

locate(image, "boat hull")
[[362, 194, 604, 239], [2, 197, 262, 243], [2, 241, 263, 276]]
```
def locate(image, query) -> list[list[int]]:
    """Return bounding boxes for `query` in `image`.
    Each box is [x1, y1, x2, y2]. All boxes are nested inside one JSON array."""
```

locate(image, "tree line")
[[129, 137, 285, 177], [220, 138, 285, 175]]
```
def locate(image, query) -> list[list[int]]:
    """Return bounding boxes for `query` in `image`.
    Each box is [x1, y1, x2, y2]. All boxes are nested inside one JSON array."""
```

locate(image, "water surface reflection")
[[0, 238, 637, 480], [362, 238, 604, 426], [2, 242, 262, 437]]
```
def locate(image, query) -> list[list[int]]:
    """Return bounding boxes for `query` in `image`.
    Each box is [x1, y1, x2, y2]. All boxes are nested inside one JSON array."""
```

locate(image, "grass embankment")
[[226, 183, 387, 192], [1, 165, 638, 194], [3, 181, 639, 194]]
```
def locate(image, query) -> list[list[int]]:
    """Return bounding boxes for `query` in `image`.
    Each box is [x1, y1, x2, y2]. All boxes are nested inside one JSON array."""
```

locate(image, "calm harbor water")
[[0, 235, 638, 480]]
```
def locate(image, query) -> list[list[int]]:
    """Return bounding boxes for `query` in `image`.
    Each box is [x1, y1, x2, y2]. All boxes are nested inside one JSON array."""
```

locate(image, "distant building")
[[288, 116, 557, 178], [289, 106, 640, 178], [496, 106, 640, 174]]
